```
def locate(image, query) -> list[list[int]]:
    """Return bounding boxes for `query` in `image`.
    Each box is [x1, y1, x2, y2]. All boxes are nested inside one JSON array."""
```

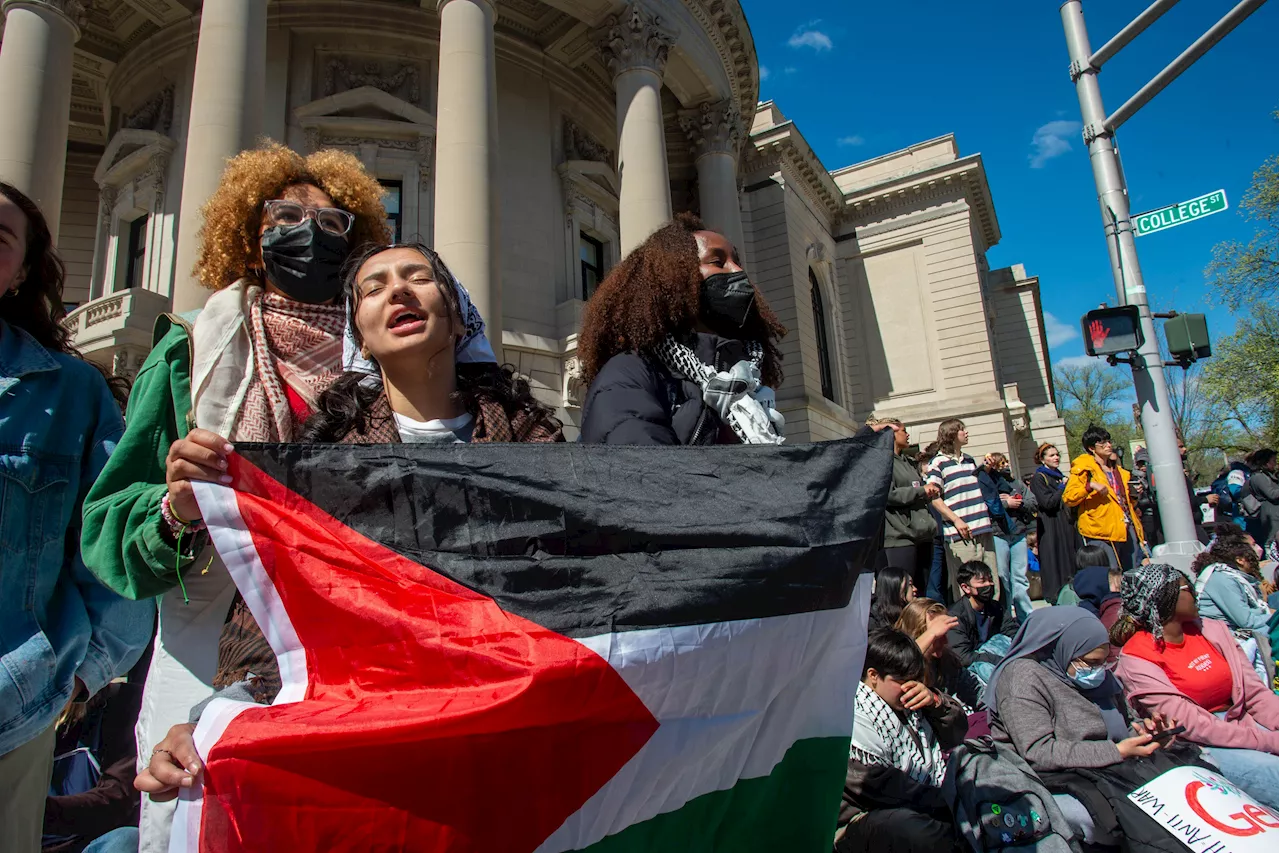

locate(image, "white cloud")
[[1028, 119, 1081, 169], [759, 65, 771, 81], [837, 135, 865, 147], [1053, 354, 1098, 370], [788, 22, 833, 52], [783, 67, 798, 75], [1043, 311, 1078, 348]]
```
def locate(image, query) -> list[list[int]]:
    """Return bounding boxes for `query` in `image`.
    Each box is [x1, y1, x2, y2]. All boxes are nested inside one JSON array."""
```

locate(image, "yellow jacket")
[[1062, 453, 1145, 544]]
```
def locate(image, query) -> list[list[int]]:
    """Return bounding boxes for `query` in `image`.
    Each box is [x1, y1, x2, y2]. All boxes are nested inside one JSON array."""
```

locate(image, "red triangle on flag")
[[196, 456, 660, 852]]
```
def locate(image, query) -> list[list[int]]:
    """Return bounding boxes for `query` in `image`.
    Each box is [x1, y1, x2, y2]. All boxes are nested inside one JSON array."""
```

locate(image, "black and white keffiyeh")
[[850, 682, 947, 788], [1120, 562, 1184, 642], [654, 335, 785, 445]]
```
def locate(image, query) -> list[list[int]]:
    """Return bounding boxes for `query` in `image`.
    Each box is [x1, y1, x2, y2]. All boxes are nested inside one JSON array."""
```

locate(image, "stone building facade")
[[0, 0, 1065, 470]]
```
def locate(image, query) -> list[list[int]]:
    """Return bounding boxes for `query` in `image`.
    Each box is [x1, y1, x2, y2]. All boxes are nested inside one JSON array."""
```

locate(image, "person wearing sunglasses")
[[79, 142, 390, 851]]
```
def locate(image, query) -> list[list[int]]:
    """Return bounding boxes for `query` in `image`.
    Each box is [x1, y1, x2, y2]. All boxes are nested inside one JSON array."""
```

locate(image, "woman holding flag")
[[80, 143, 390, 852], [134, 240, 563, 805]]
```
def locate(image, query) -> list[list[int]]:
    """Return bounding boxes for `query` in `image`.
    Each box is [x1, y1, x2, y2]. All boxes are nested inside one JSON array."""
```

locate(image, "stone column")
[[680, 100, 744, 253], [0, 1, 83, 239], [433, 0, 500, 344], [170, 0, 267, 314], [598, 3, 678, 255]]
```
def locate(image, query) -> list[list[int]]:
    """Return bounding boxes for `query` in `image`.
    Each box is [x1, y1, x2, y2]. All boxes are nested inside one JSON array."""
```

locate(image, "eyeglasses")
[[262, 200, 354, 237]]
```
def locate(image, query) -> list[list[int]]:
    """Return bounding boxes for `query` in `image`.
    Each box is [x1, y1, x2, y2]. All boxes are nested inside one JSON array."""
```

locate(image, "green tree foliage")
[[1201, 152, 1278, 447], [1052, 361, 1138, 460]]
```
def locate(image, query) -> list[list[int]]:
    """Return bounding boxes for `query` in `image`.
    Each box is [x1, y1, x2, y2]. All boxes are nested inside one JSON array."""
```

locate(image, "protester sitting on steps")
[[577, 213, 788, 446], [836, 629, 967, 853], [1113, 563, 1279, 809], [1056, 542, 1110, 606], [870, 565, 917, 632], [1190, 529, 1277, 686], [1063, 425, 1145, 571], [946, 561, 1018, 684], [896, 598, 982, 715], [985, 606, 1181, 847]]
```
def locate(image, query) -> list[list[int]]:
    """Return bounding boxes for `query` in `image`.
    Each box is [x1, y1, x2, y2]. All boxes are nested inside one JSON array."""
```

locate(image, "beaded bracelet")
[[161, 492, 206, 536]]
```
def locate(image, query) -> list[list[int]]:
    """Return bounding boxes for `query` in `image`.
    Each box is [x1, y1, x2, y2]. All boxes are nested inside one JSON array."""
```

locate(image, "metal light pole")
[[1058, 0, 1269, 564]]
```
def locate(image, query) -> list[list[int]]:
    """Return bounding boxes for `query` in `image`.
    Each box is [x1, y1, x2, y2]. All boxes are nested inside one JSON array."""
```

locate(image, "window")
[[380, 180, 402, 241], [810, 269, 835, 402], [119, 215, 149, 291], [580, 232, 605, 300]]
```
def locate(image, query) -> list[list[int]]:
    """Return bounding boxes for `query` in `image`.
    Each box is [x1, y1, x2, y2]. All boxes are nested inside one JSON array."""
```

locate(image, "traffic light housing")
[[1081, 306, 1143, 357], [1164, 313, 1211, 363]]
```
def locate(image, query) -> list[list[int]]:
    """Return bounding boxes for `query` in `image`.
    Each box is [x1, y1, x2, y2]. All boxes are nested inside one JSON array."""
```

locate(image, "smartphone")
[[1151, 725, 1186, 745]]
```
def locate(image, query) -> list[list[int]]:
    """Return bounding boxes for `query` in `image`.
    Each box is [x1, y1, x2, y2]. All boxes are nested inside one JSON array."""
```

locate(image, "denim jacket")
[[0, 320, 154, 757]]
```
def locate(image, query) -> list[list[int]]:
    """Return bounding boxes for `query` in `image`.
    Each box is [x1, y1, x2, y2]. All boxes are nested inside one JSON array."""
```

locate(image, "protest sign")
[[1128, 766, 1279, 853]]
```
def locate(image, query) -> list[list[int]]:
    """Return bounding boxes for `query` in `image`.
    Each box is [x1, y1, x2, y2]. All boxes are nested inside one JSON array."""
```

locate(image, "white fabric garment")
[[137, 281, 260, 853], [653, 336, 785, 445], [393, 411, 474, 444]]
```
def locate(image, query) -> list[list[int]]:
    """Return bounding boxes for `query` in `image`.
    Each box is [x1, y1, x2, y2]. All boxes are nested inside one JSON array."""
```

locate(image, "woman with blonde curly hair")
[[577, 213, 788, 445], [79, 142, 388, 851]]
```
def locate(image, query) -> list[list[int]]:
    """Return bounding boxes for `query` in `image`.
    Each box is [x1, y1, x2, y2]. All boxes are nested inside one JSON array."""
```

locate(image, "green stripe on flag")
[[571, 736, 848, 853]]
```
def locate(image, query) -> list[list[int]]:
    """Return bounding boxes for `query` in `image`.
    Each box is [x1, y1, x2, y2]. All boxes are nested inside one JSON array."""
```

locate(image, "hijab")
[[1073, 565, 1119, 617], [982, 606, 1129, 741]]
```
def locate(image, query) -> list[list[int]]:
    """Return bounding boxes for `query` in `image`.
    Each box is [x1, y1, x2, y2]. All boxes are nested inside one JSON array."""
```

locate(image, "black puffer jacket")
[[580, 333, 752, 445]]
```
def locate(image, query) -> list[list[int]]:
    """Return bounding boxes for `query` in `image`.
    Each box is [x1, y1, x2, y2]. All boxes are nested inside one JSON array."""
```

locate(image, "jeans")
[[84, 827, 139, 853], [927, 537, 947, 604], [995, 535, 1033, 624], [1203, 713, 1279, 809]]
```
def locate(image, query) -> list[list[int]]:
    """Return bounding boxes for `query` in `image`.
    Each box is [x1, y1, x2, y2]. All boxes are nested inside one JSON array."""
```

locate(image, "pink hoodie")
[[1115, 617, 1279, 754]]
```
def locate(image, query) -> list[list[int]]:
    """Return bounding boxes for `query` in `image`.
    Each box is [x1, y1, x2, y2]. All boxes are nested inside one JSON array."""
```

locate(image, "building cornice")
[[742, 121, 845, 224], [678, 0, 757, 123], [841, 154, 1001, 249]]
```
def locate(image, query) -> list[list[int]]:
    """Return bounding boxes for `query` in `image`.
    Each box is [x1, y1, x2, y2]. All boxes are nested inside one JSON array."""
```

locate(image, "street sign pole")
[[1133, 189, 1229, 237], [1060, 1, 1241, 564]]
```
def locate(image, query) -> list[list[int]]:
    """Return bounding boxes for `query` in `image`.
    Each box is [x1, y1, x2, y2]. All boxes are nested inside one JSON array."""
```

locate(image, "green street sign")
[[1133, 189, 1228, 237]]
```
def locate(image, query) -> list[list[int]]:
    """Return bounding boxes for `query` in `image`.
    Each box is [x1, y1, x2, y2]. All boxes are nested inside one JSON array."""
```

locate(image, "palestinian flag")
[[175, 434, 892, 853]]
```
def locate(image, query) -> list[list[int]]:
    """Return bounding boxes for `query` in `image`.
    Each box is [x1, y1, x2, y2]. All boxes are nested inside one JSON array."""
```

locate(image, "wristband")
[[162, 492, 206, 535]]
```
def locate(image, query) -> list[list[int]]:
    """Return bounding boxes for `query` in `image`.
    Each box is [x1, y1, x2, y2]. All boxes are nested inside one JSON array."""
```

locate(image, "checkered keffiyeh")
[[653, 336, 785, 445], [1120, 563, 1184, 642]]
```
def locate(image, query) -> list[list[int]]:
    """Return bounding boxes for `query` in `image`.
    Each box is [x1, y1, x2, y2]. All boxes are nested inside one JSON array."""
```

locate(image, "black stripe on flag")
[[233, 433, 893, 638]]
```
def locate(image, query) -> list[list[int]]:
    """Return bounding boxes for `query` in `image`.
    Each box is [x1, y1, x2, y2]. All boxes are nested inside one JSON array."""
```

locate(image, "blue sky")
[[740, 0, 1278, 373]]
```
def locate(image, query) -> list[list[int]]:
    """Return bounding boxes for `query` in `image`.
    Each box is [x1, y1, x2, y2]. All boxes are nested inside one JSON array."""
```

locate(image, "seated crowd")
[[841, 524, 1279, 853]]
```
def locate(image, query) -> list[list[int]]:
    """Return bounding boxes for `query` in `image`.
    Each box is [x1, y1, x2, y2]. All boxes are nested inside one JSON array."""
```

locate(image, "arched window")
[[810, 269, 835, 402]]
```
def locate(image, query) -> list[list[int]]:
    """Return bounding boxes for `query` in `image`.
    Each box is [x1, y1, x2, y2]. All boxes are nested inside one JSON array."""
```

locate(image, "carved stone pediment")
[[557, 160, 620, 217], [321, 55, 424, 105], [121, 85, 175, 135], [563, 118, 613, 165], [95, 128, 174, 191], [296, 86, 435, 150]]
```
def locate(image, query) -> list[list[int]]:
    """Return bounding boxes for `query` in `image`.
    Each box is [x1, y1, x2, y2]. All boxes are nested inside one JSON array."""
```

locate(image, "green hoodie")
[[81, 316, 197, 600]]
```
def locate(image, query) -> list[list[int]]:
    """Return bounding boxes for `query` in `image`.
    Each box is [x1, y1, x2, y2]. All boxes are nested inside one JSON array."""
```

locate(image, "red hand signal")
[[1089, 319, 1110, 351]]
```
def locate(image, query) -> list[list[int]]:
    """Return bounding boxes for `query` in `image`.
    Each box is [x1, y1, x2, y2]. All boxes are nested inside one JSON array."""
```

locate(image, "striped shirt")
[[925, 453, 992, 541]]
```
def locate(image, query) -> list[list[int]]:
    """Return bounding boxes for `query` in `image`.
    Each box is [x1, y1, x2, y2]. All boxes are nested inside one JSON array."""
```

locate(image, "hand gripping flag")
[[177, 432, 893, 853]]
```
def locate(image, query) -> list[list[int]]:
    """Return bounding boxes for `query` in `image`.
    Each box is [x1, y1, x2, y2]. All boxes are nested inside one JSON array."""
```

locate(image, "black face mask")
[[972, 585, 996, 603], [259, 220, 349, 304], [699, 271, 757, 335]]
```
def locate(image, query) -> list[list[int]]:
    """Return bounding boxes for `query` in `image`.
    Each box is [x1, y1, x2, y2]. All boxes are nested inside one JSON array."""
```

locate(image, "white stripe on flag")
[[536, 572, 871, 853], [170, 482, 314, 853]]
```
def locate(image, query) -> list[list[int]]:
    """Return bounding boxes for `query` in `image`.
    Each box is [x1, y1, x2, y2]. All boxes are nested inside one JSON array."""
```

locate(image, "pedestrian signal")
[[1081, 306, 1143, 357], [1163, 314, 1211, 364]]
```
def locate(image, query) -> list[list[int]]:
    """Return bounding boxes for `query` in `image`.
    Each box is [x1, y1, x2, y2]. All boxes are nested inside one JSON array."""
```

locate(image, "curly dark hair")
[[1191, 529, 1263, 582], [300, 242, 560, 443], [577, 212, 787, 387]]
